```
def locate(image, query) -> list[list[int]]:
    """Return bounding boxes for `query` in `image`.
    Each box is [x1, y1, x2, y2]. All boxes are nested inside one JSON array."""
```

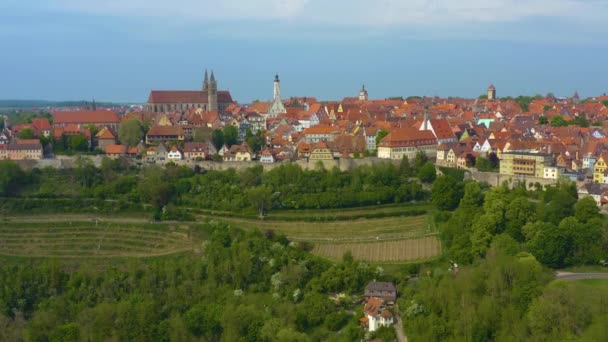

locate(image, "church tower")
[[202, 69, 209, 91], [487, 84, 496, 100], [208, 71, 218, 112], [273, 74, 281, 102], [359, 84, 368, 101], [268, 73, 286, 117]]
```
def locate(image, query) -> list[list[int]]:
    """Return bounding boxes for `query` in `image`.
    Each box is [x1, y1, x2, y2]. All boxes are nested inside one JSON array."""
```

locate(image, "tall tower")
[[202, 69, 209, 91], [487, 84, 496, 100], [359, 84, 368, 101], [208, 71, 218, 112], [269, 73, 286, 117], [273, 74, 281, 102]]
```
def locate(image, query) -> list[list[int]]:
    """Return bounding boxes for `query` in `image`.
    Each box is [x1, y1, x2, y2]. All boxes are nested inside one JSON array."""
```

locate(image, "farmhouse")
[[365, 281, 397, 304], [360, 297, 394, 332]]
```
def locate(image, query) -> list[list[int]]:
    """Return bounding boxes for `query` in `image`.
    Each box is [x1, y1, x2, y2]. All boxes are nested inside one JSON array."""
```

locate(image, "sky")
[[1, 0, 607, 103]]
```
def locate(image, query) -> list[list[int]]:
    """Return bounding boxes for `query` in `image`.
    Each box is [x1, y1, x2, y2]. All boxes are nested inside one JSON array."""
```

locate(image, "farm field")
[[0, 221, 193, 258], [312, 235, 441, 262], [208, 213, 442, 262]]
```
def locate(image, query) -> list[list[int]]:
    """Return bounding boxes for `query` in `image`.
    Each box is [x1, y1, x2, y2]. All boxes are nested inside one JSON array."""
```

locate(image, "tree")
[[505, 197, 536, 241], [575, 197, 600, 223], [211, 129, 224, 149], [602, 100, 608, 108], [223, 125, 239, 147], [538, 116, 548, 125], [246, 185, 273, 219], [118, 119, 144, 147], [550, 115, 568, 127], [192, 127, 213, 142], [417, 162, 436, 183], [376, 130, 389, 147], [432, 176, 463, 210], [0, 160, 24, 196], [470, 214, 498, 257], [70, 134, 89, 152], [245, 129, 264, 153], [399, 155, 412, 177], [138, 167, 174, 209], [414, 151, 429, 171], [18, 128, 34, 139]]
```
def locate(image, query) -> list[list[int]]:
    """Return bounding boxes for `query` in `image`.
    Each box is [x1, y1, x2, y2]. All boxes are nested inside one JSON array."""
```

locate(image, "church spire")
[[203, 69, 209, 91], [210, 71, 215, 82]]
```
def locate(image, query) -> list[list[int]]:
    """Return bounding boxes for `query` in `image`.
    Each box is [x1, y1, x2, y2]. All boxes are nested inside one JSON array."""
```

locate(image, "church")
[[147, 70, 233, 113]]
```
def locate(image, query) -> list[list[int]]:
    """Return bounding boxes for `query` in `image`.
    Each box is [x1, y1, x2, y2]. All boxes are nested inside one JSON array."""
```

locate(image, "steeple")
[[203, 69, 209, 91], [269, 73, 286, 117], [359, 84, 368, 101], [208, 70, 218, 112], [273, 73, 281, 102], [92, 99, 97, 111], [423, 106, 429, 131]]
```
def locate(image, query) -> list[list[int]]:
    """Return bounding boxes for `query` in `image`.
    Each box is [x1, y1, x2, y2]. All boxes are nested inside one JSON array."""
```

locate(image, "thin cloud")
[[49, 0, 604, 25]]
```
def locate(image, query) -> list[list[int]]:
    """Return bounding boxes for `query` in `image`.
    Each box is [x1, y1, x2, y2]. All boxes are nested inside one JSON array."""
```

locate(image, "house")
[[302, 125, 338, 143], [593, 155, 608, 183], [31, 118, 52, 138], [224, 143, 253, 161], [146, 125, 185, 144], [218, 144, 230, 157], [365, 281, 397, 304], [0, 128, 11, 144], [105, 144, 128, 158], [0, 141, 43, 160], [167, 146, 183, 161], [543, 166, 563, 180], [96, 127, 117, 151], [500, 151, 554, 178], [259, 148, 276, 163], [309, 141, 334, 160], [377, 127, 437, 160], [360, 297, 393, 332], [578, 183, 608, 208], [183, 142, 216, 161], [419, 118, 457, 144], [52, 110, 120, 131]]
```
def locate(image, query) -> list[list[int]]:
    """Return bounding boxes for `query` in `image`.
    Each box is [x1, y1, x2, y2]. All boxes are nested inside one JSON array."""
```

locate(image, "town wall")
[[466, 170, 558, 189]]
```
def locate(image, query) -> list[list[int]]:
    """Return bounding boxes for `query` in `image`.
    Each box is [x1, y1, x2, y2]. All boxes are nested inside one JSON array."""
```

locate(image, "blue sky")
[[1, 0, 607, 103]]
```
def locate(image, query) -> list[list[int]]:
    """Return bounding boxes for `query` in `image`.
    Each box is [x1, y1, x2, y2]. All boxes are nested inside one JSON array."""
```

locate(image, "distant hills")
[[0, 100, 139, 110]]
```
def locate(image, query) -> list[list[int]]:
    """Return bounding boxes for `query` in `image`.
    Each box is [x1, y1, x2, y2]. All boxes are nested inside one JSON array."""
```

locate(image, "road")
[[555, 271, 608, 281], [394, 304, 408, 342]]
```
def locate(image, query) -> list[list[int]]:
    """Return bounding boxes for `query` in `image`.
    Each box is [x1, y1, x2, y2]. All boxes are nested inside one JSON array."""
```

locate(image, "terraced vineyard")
[[209, 213, 441, 263], [0, 221, 193, 258], [312, 235, 441, 262]]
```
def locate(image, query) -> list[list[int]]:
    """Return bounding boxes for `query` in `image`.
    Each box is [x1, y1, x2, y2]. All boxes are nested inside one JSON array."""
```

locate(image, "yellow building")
[[593, 155, 608, 183], [499, 151, 553, 178]]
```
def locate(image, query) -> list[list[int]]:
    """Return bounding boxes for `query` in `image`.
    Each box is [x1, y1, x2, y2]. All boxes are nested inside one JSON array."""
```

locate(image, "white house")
[[543, 166, 563, 179], [259, 149, 276, 163], [361, 297, 393, 332], [167, 146, 183, 161]]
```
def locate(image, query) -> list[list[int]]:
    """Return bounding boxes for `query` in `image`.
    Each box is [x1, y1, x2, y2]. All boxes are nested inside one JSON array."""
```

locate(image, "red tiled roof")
[[147, 125, 184, 136], [430, 119, 456, 140], [147, 90, 233, 104], [53, 110, 120, 125], [379, 127, 437, 147], [31, 118, 51, 131], [105, 144, 127, 155]]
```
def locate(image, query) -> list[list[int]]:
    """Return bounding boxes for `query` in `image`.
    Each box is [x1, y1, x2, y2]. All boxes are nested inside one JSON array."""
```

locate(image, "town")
[[3, 71, 608, 207]]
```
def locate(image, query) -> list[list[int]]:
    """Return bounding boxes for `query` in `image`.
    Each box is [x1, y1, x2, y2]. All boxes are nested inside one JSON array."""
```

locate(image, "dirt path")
[[555, 271, 608, 281], [394, 304, 408, 342]]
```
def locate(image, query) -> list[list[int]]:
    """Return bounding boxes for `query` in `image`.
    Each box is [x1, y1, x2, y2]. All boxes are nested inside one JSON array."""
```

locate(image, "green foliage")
[[18, 128, 34, 139], [432, 175, 464, 210], [118, 118, 144, 147], [538, 116, 548, 125], [245, 128, 265, 153], [376, 130, 389, 147], [602, 100, 608, 107], [575, 196, 600, 223], [437, 166, 465, 181], [551, 115, 568, 127], [0, 160, 25, 196], [417, 162, 436, 183], [223, 125, 239, 147], [212, 129, 224, 149]]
